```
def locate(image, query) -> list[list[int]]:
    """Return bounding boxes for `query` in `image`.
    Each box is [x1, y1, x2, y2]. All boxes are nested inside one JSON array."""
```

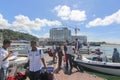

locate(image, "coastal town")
[[0, 27, 120, 80], [0, 0, 120, 80]]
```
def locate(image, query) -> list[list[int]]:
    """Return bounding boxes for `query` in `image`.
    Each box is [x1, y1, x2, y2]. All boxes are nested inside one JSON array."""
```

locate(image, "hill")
[[0, 29, 38, 41]]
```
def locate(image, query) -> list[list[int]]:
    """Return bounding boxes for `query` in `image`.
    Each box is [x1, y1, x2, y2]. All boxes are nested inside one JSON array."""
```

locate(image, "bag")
[[7, 71, 26, 80], [40, 67, 54, 80]]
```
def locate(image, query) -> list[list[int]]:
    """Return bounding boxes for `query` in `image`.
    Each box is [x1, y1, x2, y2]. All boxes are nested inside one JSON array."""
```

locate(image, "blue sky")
[[0, 0, 120, 43]]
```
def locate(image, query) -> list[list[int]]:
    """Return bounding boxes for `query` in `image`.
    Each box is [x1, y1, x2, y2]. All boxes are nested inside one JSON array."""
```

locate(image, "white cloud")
[[70, 10, 86, 21], [54, 5, 71, 20], [12, 15, 61, 34], [31, 33, 49, 38], [54, 5, 86, 21], [87, 10, 120, 28], [0, 14, 61, 38], [39, 33, 49, 38], [0, 14, 11, 29]]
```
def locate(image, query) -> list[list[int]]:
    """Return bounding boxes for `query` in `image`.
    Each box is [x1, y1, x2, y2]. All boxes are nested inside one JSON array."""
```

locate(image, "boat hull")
[[75, 59, 120, 76]]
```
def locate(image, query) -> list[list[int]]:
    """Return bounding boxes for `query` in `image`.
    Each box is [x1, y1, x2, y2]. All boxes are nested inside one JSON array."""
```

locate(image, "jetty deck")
[[9, 53, 105, 80], [44, 54, 104, 80]]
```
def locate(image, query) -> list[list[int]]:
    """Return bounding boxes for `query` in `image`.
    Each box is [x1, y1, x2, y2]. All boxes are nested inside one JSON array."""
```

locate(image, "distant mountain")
[[0, 29, 38, 41]]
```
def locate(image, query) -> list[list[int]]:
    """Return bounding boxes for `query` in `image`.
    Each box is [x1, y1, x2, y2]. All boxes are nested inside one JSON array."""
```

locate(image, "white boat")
[[74, 55, 120, 76]]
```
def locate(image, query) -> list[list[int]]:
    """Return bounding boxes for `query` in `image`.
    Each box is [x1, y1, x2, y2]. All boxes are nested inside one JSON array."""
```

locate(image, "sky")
[[0, 0, 120, 43]]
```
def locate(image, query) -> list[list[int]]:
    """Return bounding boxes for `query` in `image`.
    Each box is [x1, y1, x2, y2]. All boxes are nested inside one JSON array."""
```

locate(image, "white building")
[[50, 27, 71, 42], [49, 27, 87, 43]]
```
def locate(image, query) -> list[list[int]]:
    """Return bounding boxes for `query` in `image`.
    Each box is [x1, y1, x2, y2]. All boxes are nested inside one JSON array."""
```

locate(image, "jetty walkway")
[[44, 54, 104, 80]]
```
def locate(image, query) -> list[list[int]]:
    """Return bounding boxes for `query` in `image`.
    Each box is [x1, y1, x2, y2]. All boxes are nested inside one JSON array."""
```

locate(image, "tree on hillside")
[[0, 29, 38, 41]]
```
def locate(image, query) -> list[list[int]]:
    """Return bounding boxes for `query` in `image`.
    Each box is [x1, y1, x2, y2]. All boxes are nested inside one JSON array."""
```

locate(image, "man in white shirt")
[[0, 39, 12, 80], [28, 41, 46, 80], [65, 42, 74, 74]]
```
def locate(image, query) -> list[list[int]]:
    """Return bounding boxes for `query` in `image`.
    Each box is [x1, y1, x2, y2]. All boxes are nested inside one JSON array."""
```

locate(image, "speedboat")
[[74, 55, 120, 76]]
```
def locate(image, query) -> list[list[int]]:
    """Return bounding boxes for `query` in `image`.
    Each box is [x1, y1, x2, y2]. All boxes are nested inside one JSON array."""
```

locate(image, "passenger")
[[0, 39, 12, 80], [58, 44, 64, 69], [28, 41, 46, 80], [93, 48, 103, 61], [112, 48, 120, 63], [75, 38, 82, 54], [55, 44, 63, 73], [52, 43, 57, 63], [95, 48, 103, 55], [63, 41, 67, 55], [76, 54, 82, 60], [65, 42, 74, 75]]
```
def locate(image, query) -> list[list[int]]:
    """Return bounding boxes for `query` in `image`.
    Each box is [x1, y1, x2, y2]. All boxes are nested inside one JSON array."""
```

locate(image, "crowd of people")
[[1, 38, 120, 80], [47, 39, 83, 74], [0, 39, 82, 80]]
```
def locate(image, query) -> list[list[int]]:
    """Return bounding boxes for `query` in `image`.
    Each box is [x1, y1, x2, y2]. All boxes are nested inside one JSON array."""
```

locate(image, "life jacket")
[[7, 71, 26, 80]]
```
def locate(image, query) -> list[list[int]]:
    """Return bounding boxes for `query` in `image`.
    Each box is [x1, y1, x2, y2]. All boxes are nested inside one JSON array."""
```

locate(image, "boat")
[[74, 55, 120, 76]]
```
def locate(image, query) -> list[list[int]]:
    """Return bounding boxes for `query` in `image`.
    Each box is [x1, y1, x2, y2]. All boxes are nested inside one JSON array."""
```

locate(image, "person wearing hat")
[[93, 48, 103, 61], [112, 48, 120, 63], [95, 48, 103, 55], [0, 39, 13, 80]]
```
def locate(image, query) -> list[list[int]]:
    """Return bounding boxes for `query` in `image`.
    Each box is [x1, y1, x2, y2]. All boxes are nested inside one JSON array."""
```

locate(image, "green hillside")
[[0, 29, 38, 41]]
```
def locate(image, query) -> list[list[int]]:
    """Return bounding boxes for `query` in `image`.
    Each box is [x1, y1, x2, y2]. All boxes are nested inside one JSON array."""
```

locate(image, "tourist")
[[65, 42, 74, 74], [95, 48, 103, 55], [112, 48, 120, 63], [0, 39, 12, 80], [64, 41, 67, 55], [93, 48, 103, 61], [56, 44, 63, 73], [52, 43, 57, 63], [28, 41, 46, 80], [75, 38, 82, 54]]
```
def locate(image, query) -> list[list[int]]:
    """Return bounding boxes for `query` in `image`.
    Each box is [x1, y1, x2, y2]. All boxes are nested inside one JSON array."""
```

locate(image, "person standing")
[[28, 41, 46, 80], [52, 43, 57, 63], [64, 42, 67, 55], [0, 39, 12, 80], [54, 44, 64, 74], [57, 44, 63, 71], [66, 42, 74, 74], [75, 38, 82, 54], [112, 48, 120, 63]]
